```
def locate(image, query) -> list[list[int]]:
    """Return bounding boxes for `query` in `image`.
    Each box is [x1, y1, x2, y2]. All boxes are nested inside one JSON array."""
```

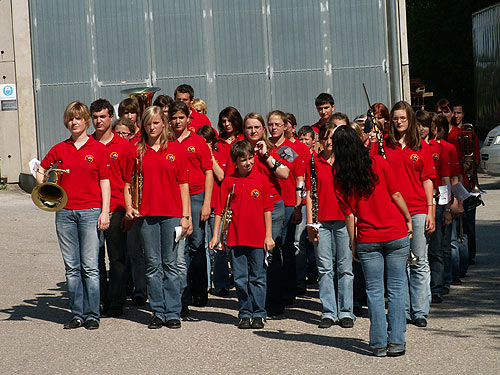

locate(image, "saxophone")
[[215, 184, 236, 251], [130, 154, 143, 215]]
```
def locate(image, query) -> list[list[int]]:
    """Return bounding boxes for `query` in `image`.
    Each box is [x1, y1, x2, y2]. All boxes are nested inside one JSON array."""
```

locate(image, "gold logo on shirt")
[[85, 154, 94, 163], [166, 154, 175, 162], [110, 152, 119, 160], [410, 153, 419, 162], [251, 189, 261, 199]]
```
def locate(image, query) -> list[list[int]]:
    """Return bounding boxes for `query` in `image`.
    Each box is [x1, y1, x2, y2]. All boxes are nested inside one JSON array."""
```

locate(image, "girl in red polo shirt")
[[36, 101, 110, 330], [124, 105, 190, 329], [385, 101, 435, 328], [305, 121, 355, 329], [209, 140, 274, 329], [332, 125, 412, 357]]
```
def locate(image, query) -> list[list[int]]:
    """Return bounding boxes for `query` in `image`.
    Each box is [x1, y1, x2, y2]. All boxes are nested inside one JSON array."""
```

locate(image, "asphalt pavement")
[[1, 174, 499, 374]]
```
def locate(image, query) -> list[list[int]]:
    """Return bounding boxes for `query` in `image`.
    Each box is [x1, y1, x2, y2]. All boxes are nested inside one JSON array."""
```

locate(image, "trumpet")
[[215, 184, 235, 251], [31, 165, 69, 212]]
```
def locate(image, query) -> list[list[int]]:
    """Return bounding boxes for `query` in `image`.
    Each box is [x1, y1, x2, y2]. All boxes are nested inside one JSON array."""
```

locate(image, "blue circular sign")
[[3, 86, 13, 96]]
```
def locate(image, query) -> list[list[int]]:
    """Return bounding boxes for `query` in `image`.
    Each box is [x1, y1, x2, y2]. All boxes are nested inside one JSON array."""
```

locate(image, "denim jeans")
[[406, 213, 431, 321], [206, 210, 230, 289], [231, 246, 267, 319], [266, 200, 285, 310], [450, 218, 469, 278], [182, 193, 208, 306], [281, 205, 298, 303], [127, 220, 147, 299], [55, 208, 101, 322], [138, 216, 181, 321], [358, 236, 409, 350], [429, 206, 444, 295], [294, 205, 308, 291], [313, 220, 354, 321]]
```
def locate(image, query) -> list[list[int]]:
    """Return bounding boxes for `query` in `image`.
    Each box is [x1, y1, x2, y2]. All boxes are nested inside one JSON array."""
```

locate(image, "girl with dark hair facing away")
[[332, 125, 412, 357]]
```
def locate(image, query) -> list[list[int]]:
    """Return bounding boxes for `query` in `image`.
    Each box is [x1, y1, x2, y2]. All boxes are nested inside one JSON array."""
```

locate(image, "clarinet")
[[362, 83, 386, 159], [310, 153, 319, 224]]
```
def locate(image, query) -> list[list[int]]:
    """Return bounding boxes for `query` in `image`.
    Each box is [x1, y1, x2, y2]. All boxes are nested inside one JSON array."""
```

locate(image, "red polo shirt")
[[305, 153, 344, 221], [428, 139, 450, 187], [440, 139, 460, 178], [177, 131, 213, 195], [92, 132, 132, 212], [275, 139, 306, 207], [311, 120, 322, 134], [41, 136, 109, 210], [125, 141, 188, 217], [215, 168, 274, 248], [187, 110, 212, 133], [129, 131, 141, 146], [336, 156, 408, 243], [384, 140, 435, 215]]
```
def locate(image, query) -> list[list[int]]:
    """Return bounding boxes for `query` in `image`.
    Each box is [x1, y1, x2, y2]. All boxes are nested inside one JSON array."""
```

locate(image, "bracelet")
[[182, 215, 190, 220], [271, 159, 282, 171]]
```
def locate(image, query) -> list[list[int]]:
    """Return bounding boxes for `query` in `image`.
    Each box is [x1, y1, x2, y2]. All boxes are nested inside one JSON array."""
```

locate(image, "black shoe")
[[209, 287, 229, 297], [451, 278, 462, 286], [339, 317, 354, 328], [431, 294, 443, 304], [180, 306, 189, 319], [387, 343, 406, 357], [238, 317, 251, 329], [441, 287, 450, 295], [251, 317, 265, 329], [413, 318, 427, 327], [63, 318, 83, 329], [132, 295, 147, 306], [387, 349, 406, 357], [318, 317, 334, 329], [165, 319, 181, 329], [148, 316, 164, 329], [353, 306, 363, 317], [84, 319, 99, 330], [193, 294, 208, 307]]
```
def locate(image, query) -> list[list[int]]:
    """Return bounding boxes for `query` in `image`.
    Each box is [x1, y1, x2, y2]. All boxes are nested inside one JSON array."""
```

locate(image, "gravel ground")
[[1, 175, 499, 374]]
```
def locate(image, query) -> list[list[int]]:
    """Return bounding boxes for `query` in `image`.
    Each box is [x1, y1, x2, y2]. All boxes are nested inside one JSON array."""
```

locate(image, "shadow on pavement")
[[254, 329, 372, 356]]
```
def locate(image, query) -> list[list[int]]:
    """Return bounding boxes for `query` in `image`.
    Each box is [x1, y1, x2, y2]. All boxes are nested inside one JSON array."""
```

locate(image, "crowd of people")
[[35, 84, 480, 357]]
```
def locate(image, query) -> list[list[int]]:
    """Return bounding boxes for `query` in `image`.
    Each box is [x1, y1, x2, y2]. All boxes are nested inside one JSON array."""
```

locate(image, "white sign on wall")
[[0, 84, 17, 111]]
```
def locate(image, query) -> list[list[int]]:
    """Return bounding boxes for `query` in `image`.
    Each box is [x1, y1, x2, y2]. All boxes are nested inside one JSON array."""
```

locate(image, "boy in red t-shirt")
[[209, 140, 274, 329]]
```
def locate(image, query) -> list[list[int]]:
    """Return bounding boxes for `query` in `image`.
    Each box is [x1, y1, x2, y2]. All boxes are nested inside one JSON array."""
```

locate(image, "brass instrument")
[[460, 123, 483, 195], [31, 165, 69, 212], [120, 86, 161, 118], [363, 83, 386, 159], [407, 247, 419, 265], [130, 154, 143, 215], [215, 184, 236, 251], [310, 153, 319, 224]]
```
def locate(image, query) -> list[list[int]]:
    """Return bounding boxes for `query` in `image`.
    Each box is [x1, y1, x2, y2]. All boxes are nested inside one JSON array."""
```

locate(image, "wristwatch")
[[182, 215, 190, 220]]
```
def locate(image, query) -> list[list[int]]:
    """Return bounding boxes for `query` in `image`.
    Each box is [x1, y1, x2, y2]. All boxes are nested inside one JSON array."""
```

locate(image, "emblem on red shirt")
[[188, 126, 196, 132], [251, 189, 261, 199], [85, 154, 94, 163], [432, 153, 439, 161], [187, 146, 196, 153], [166, 154, 175, 162], [110, 152, 118, 160], [410, 153, 419, 162]]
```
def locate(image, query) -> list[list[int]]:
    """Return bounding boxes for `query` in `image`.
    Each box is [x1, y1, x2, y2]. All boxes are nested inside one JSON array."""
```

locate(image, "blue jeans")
[[127, 220, 147, 299], [429, 206, 444, 295], [231, 246, 267, 319], [358, 236, 409, 350], [406, 213, 431, 321], [266, 200, 285, 310], [294, 205, 308, 291], [55, 208, 101, 322], [450, 218, 468, 278], [206, 210, 230, 289], [138, 216, 181, 321], [314, 220, 354, 320]]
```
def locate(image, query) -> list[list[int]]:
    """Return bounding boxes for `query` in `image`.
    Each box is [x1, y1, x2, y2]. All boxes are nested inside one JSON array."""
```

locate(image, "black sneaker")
[[431, 294, 443, 304], [165, 319, 181, 329], [132, 295, 147, 306], [339, 317, 354, 328], [84, 319, 100, 330], [148, 316, 164, 329], [318, 318, 334, 329], [353, 306, 363, 317], [180, 306, 189, 319], [413, 318, 427, 327], [451, 278, 462, 286], [63, 318, 83, 329], [237, 317, 251, 329], [251, 317, 265, 329], [209, 287, 230, 297]]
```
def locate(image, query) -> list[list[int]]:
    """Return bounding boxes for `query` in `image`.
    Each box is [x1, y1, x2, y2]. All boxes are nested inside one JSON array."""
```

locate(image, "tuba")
[[31, 165, 69, 212], [120, 86, 161, 118]]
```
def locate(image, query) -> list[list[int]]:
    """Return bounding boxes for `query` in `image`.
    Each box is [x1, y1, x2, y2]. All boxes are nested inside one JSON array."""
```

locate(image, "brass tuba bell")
[[120, 86, 161, 118], [31, 167, 70, 212]]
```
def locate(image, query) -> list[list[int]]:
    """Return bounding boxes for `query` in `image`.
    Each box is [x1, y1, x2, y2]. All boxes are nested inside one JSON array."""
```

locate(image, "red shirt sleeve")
[[420, 143, 436, 182]]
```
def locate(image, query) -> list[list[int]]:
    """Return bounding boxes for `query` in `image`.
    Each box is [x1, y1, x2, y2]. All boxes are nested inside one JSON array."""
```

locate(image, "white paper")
[[451, 182, 471, 202], [438, 185, 451, 205], [174, 226, 184, 243], [29, 158, 40, 178]]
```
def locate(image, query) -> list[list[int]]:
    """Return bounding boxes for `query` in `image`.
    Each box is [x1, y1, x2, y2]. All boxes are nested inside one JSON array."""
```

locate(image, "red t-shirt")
[[210, 140, 231, 209], [125, 141, 188, 217], [305, 153, 344, 221], [440, 139, 460, 178], [92, 132, 132, 212], [311, 120, 322, 134], [177, 132, 213, 195], [336, 156, 408, 243], [384, 140, 435, 215], [129, 131, 141, 146], [428, 139, 450, 187], [275, 139, 306, 206], [188, 110, 212, 133], [215, 168, 274, 248], [41, 136, 109, 210]]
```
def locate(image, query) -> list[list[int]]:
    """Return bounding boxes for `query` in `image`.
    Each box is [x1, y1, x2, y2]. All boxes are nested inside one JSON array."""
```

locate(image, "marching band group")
[[35, 84, 480, 357]]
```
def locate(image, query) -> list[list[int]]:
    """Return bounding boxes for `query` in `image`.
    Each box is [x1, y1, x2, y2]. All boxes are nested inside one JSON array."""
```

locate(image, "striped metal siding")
[[31, 0, 393, 157]]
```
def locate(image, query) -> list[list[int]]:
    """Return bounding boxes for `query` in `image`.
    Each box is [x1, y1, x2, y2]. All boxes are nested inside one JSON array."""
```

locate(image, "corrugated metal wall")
[[473, 4, 500, 132], [30, 0, 394, 157]]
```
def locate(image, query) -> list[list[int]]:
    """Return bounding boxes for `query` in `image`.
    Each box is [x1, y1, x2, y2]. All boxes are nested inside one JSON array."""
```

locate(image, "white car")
[[480, 124, 500, 176]]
